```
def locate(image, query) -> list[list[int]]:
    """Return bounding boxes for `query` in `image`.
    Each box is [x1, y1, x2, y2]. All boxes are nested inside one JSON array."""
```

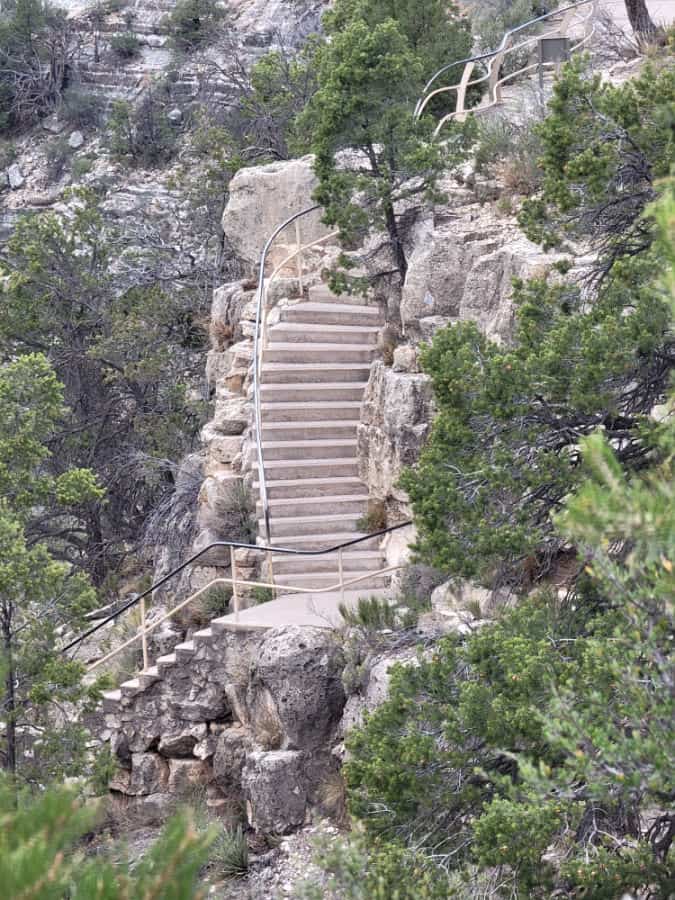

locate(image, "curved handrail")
[[61, 520, 413, 656], [414, 0, 597, 123]]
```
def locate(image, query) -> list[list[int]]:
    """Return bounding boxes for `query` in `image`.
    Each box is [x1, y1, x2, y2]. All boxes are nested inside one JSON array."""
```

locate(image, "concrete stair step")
[[260, 383, 367, 403], [272, 550, 384, 575], [307, 284, 372, 305], [138, 666, 160, 688], [262, 439, 357, 461], [193, 627, 214, 646], [260, 401, 362, 422], [156, 652, 177, 674], [269, 323, 378, 346], [261, 421, 357, 441], [102, 688, 122, 712], [256, 476, 367, 499], [265, 342, 375, 364], [260, 494, 367, 518], [262, 513, 362, 538], [261, 458, 359, 480], [273, 571, 389, 592], [267, 532, 382, 551], [281, 302, 382, 327], [261, 363, 371, 384], [175, 640, 195, 661], [120, 677, 143, 698]]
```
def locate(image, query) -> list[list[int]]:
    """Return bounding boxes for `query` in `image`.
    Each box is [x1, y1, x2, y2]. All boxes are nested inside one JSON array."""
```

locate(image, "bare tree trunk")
[[2, 616, 17, 780], [624, 0, 659, 41], [384, 199, 408, 280]]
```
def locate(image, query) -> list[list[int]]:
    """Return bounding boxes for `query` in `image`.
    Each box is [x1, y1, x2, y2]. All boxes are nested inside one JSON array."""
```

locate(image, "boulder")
[[357, 362, 433, 504], [459, 238, 549, 343], [248, 627, 345, 750], [340, 650, 421, 736], [158, 723, 208, 758], [401, 223, 500, 331], [242, 751, 307, 833], [167, 758, 211, 794], [167, 108, 183, 124], [7, 164, 24, 190], [68, 130, 84, 149], [222, 156, 331, 271], [213, 724, 255, 793], [128, 752, 169, 796]]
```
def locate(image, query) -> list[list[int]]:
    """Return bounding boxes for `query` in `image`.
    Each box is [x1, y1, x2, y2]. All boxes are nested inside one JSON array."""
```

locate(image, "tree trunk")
[[624, 0, 659, 40], [2, 617, 17, 780], [383, 199, 408, 281]]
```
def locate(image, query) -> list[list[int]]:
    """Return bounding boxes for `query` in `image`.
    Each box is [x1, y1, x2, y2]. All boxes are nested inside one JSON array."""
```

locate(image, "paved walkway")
[[215, 589, 381, 631]]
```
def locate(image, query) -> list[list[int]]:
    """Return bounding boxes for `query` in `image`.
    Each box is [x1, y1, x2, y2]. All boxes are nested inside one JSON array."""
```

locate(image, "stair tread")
[[262, 457, 360, 468], [255, 476, 366, 489], [264, 341, 375, 351], [272, 549, 382, 560], [121, 677, 141, 690], [262, 438, 357, 448], [261, 382, 368, 391], [270, 322, 380, 334], [265, 493, 367, 506], [284, 302, 380, 317], [103, 688, 122, 700], [156, 652, 177, 664], [262, 420, 359, 429], [262, 512, 362, 525], [260, 401, 361, 409]]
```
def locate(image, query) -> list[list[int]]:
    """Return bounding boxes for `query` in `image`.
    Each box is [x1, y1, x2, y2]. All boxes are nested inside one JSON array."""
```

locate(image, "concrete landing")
[[214, 589, 385, 632]]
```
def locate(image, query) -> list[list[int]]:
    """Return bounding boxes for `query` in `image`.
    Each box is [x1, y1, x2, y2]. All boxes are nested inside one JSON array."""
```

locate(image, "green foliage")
[[165, 0, 227, 51], [0, 0, 75, 131], [339, 596, 398, 632], [304, 11, 466, 280], [0, 191, 208, 583], [109, 30, 141, 58], [324, 0, 471, 78], [401, 184, 671, 584], [298, 830, 449, 900], [519, 56, 675, 266], [108, 88, 178, 167], [330, 184, 675, 899], [250, 585, 274, 606], [60, 86, 101, 129], [0, 780, 214, 898], [207, 823, 249, 879], [0, 354, 104, 784], [473, 116, 543, 195]]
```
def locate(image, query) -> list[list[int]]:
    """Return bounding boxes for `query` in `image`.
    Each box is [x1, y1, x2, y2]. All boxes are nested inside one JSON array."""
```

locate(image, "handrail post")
[[338, 547, 345, 607], [140, 595, 149, 671], [267, 549, 276, 598], [295, 220, 304, 295], [230, 545, 240, 620]]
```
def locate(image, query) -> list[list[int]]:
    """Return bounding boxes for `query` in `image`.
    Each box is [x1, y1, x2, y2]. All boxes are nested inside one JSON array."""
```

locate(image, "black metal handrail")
[[61, 521, 413, 655]]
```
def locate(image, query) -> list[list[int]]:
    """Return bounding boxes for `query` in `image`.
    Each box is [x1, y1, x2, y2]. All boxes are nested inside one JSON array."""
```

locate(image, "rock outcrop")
[[107, 625, 346, 833], [222, 155, 331, 272]]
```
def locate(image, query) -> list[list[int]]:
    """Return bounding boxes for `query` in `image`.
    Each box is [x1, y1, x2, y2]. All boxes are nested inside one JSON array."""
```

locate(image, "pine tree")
[[0, 354, 102, 785]]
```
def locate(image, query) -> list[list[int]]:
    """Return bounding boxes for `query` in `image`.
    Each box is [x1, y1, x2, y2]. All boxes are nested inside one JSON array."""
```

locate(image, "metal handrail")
[[414, 0, 597, 124], [253, 204, 326, 547], [61, 521, 413, 661]]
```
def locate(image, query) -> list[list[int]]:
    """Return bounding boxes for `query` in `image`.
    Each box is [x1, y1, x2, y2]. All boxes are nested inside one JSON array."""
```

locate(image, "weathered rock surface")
[[248, 627, 346, 751], [222, 156, 331, 271], [242, 751, 308, 834], [357, 362, 434, 506], [108, 627, 347, 832]]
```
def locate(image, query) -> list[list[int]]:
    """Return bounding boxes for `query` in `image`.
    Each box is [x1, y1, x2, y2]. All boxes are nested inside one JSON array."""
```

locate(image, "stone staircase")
[[254, 281, 388, 593], [101, 279, 389, 714]]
